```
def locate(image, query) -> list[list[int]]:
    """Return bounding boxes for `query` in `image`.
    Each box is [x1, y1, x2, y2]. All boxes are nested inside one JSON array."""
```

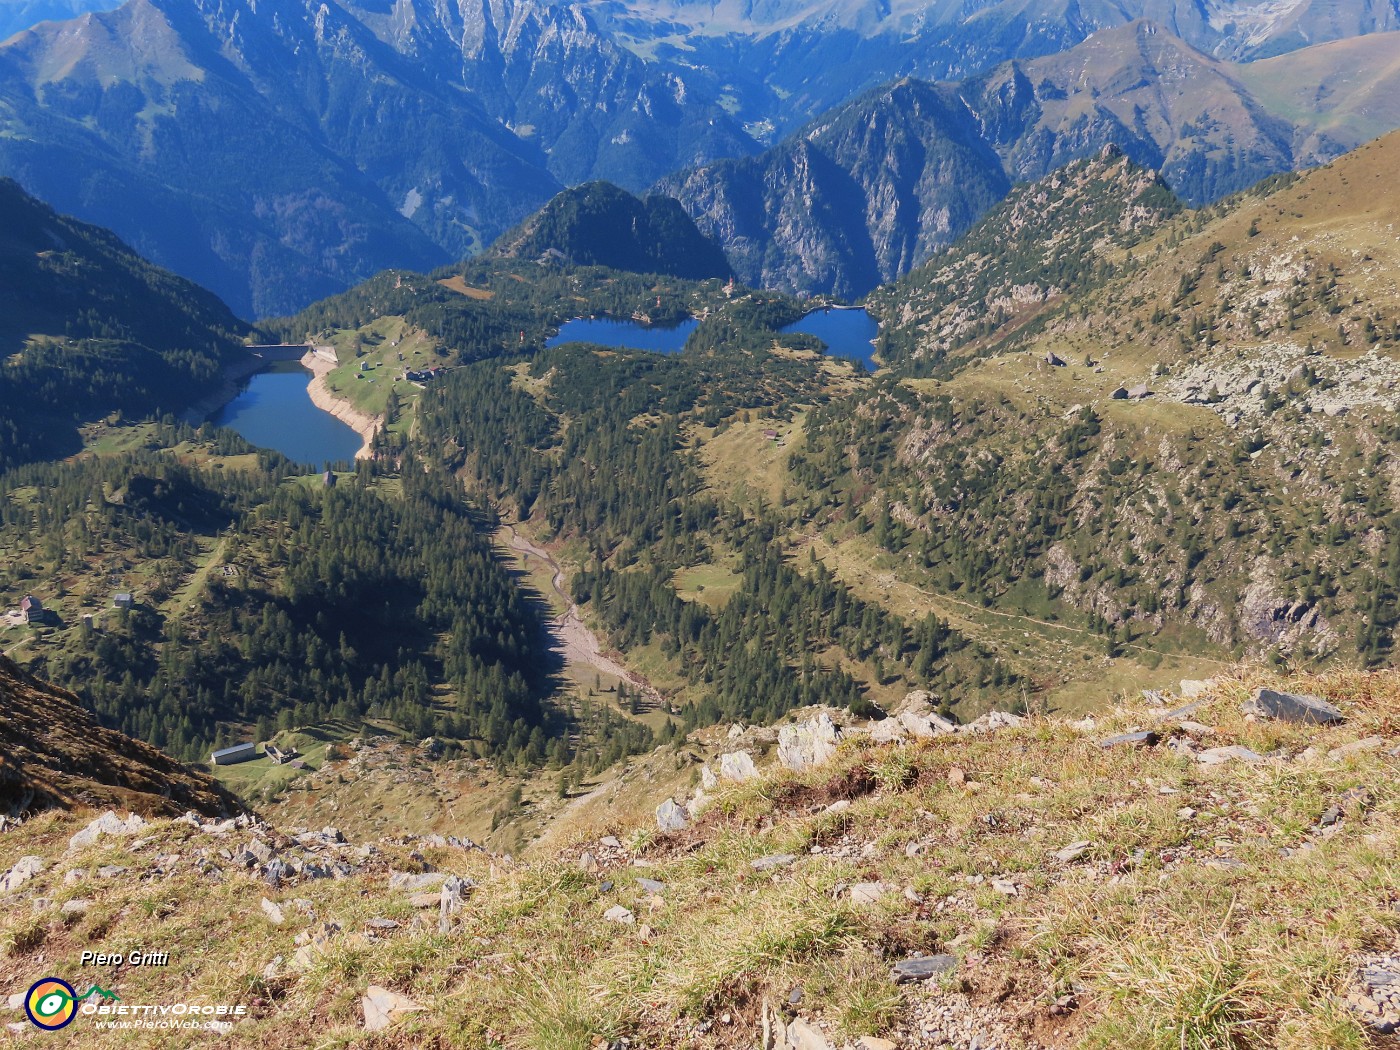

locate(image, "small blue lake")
[[211, 360, 362, 466], [546, 308, 880, 368], [548, 317, 698, 353], [780, 308, 881, 369]]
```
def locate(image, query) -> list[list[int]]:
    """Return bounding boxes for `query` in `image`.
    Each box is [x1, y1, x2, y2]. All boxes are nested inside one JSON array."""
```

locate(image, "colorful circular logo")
[[25, 978, 77, 1031]]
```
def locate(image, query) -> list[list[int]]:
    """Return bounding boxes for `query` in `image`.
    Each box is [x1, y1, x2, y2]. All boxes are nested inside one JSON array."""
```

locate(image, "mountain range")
[[661, 22, 1400, 297], [3, 2, 1400, 313], [0, 0, 755, 316], [592, 0, 1400, 132]]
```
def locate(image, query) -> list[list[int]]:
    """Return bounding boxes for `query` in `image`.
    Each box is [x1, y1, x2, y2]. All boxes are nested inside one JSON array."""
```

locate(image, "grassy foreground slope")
[[1, 668, 1396, 1048]]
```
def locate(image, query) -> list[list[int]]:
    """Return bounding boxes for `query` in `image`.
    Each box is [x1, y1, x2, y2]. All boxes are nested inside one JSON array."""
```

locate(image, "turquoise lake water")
[[210, 360, 362, 465]]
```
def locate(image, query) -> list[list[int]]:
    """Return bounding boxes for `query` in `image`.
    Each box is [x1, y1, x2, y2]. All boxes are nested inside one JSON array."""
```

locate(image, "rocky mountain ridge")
[[591, 0, 1400, 138], [5, 1, 1399, 312], [661, 22, 1400, 298], [792, 129, 1400, 680]]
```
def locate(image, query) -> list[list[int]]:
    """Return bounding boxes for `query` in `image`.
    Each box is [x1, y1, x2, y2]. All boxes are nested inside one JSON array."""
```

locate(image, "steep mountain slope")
[[1237, 32, 1400, 163], [0, 670, 1395, 1046], [490, 181, 731, 280], [663, 23, 1400, 298], [0, 0, 754, 316], [866, 148, 1183, 365], [0, 655, 242, 818], [0, 177, 249, 466], [814, 130, 1400, 671], [971, 21, 1296, 204], [658, 79, 1012, 299]]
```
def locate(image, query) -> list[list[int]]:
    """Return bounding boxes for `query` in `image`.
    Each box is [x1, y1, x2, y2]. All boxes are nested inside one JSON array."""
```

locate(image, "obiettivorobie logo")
[[24, 978, 120, 1031]]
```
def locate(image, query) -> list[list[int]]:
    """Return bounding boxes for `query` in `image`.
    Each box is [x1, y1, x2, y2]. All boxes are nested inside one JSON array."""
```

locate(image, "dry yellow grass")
[[436, 275, 495, 300], [2, 667, 1396, 1048]]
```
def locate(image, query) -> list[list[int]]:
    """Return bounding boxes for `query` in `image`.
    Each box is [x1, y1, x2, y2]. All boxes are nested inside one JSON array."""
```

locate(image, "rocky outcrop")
[[777, 713, 843, 771], [1243, 687, 1345, 725]]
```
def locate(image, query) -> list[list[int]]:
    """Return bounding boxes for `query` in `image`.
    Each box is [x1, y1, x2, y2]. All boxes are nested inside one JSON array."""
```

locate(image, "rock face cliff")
[[658, 79, 1010, 299], [0, 655, 242, 819], [659, 22, 1384, 298]]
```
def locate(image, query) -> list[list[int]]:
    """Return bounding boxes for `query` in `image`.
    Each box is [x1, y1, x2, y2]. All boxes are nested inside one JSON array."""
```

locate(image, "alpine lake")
[[210, 359, 362, 466], [547, 307, 881, 369], [213, 309, 878, 463]]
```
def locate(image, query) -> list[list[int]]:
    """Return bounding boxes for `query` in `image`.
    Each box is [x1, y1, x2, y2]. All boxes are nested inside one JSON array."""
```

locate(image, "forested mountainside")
[[0, 428, 565, 763], [8, 123, 1400, 846], [490, 182, 731, 281], [0, 0, 754, 316], [661, 24, 1400, 298], [1, 252, 1022, 781], [0, 178, 248, 468], [0, 653, 241, 818], [417, 339, 1014, 728], [342, 131, 1400, 734]]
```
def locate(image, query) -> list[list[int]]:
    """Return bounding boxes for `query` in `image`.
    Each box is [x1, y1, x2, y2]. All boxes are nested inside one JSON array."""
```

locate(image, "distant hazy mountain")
[[662, 22, 1400, 298], [3, 0, 1395, 315], [0, 0, 756, 316], [492, 182, 731, 280], [1235, 31, 1400, 164], [594, 0, 1400, 131], [0, 0, 117, 40], [970, 22, 1294, 204]]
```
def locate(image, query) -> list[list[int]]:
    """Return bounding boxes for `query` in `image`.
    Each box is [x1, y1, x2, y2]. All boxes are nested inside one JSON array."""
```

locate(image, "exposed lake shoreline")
[[300, 348, 380, 461], [194, 346, 381, 463]]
